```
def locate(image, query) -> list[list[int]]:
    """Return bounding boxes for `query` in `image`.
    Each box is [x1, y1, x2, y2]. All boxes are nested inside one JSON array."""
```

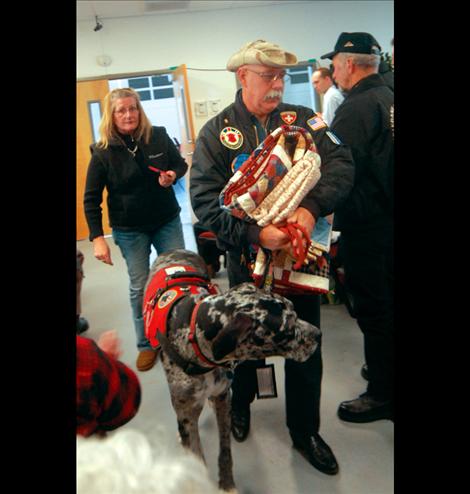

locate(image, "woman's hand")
[[93, 236, 113, 265], [158, 170, 176, 188]]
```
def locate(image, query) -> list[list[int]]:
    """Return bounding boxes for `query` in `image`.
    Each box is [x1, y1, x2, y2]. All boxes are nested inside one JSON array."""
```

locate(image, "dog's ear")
[[211, 312, 253, 360]]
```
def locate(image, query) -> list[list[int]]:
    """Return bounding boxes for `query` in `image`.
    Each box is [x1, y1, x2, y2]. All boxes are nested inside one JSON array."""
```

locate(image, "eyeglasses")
[[245, 68, 291, 83], [114, 106, 139, 117]]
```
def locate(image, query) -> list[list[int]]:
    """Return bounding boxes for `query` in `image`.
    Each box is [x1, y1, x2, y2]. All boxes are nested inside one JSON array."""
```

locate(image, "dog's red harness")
[[188, 300, 217, 368], [143, 264, 221, 373]]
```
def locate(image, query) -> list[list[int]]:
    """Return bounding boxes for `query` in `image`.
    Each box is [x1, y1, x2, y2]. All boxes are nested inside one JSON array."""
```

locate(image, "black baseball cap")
[[321, 32, 382, 59]]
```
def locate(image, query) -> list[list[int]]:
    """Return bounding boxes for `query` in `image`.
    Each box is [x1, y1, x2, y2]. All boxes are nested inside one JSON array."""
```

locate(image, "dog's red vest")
[[143, 264, 218, 349]]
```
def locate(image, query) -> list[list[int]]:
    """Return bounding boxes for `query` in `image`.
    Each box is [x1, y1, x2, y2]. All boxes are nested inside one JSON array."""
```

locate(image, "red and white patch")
[[280, 111, 297, 125], [220, 127, 243, 150]]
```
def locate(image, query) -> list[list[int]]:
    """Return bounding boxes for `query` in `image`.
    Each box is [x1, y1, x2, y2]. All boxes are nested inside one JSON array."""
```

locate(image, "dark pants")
[[228, 251, 323, 436], [193, 222, 225, 273], [341, 225, 394, 401]]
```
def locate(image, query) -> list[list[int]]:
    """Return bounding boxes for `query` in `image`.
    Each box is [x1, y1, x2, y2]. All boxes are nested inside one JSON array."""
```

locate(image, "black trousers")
[[341, 224, 394, 401], [228, 252, 323, 436]]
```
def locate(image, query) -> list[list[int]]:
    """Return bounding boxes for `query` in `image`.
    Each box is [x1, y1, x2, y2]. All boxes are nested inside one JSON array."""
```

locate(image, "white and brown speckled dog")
[[143, 249, 321, 493]]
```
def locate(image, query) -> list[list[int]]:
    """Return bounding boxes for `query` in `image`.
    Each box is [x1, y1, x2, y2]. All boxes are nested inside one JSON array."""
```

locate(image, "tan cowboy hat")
[[226, 39, 298, 72]]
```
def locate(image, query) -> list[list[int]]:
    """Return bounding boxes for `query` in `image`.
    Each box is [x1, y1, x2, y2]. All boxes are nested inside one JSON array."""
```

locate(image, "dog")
[[143, 249, 321, 493]]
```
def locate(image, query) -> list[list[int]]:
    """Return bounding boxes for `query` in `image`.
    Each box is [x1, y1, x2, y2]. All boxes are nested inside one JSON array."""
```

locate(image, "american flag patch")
[[307, 116, 327, 132]]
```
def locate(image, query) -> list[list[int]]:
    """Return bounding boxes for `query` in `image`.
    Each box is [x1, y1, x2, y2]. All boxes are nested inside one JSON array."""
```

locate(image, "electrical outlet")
[[209, 99, 221, 114], [195, 101, 207, 117]]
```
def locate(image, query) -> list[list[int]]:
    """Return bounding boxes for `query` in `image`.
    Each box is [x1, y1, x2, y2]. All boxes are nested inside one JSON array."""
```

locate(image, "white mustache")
[[264, 90, 283, 101]]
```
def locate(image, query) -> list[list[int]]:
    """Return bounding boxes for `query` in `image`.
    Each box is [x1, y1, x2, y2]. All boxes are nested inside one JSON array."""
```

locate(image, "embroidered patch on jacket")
[[220, 127, 243, 150], [231, 153, 250, 173], [157, 289, 178, 309], [307, 116, 327, 132], [280, 111, 297, 125], [326, 130, 342, 145]]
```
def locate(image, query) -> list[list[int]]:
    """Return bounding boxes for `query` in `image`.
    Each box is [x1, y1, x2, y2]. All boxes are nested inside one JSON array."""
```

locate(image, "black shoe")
[[290, 431, 339, 475], [338, 393, 393, 423], [231, 407, 250, 442], [361, 364, 369, 381], [76, 316, 89, 334]]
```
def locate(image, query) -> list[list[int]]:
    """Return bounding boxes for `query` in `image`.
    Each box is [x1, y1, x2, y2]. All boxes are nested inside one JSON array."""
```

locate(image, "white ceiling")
[[77, 0, 303, 21]]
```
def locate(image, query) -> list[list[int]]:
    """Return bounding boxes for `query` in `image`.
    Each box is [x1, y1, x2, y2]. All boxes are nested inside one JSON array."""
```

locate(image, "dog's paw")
[[219, 489, 238, 494]]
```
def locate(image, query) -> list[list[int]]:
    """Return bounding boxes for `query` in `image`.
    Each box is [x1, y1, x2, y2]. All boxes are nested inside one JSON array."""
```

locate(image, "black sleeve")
[[332, 96, 393, 205], [330, 102, 371, 185], [162, 129, 188, 179], [83, 150, 107, 241], [299, 126, 355, 219], [190, 123, 257, 250]]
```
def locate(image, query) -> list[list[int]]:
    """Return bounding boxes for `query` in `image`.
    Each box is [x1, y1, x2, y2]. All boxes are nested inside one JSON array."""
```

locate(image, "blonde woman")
[[84, 88, 187, 371]]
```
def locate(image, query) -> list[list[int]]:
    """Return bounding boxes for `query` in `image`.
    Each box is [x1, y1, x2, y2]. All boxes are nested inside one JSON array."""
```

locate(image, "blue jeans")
[[112, 215, 185, 350]]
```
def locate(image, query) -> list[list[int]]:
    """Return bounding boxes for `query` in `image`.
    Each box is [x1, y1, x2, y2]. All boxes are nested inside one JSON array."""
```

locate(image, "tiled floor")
[[77, 184, 394, 494]]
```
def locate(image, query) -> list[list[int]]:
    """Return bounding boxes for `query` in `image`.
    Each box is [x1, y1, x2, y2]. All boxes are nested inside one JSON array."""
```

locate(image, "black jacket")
[[379, 61, 394, 92], [84, 126, 188, 240], [190, 89, 354, 252], [331, 74, 394, 231]]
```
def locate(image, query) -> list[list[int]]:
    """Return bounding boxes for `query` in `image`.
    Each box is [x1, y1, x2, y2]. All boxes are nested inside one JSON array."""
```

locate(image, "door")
[[76, 79, 110, 240], [171, 64, 196, 162], [171, 64, 197, 223]]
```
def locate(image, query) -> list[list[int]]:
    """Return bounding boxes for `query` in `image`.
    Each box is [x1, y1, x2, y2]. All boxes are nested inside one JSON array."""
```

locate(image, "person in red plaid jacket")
[[77, 331, 141, 437]]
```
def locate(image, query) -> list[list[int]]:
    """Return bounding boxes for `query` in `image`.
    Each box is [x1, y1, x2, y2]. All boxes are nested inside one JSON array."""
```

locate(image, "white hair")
[[337, 52, 380, 69], [77, 428, 219, 494]]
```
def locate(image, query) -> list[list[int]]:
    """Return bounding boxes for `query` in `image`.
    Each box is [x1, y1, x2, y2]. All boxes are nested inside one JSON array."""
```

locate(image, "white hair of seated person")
[[77, 428, 219, 494]]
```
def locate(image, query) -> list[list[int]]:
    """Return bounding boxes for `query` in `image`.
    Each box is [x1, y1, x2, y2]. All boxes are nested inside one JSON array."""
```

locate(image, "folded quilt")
[[219, 124, 333, 295]]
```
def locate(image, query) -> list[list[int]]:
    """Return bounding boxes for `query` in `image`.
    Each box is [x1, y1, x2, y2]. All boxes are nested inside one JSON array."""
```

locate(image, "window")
[[128, 77, 149, 89], [125, 75, 174, 101], [283, 64, 318, 111], [87, 101, 102, 143]]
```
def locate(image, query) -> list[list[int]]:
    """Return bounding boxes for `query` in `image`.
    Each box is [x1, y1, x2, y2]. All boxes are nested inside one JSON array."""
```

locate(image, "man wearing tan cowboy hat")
[[190, 40, 354, 475], [321, 32, 394, 424]]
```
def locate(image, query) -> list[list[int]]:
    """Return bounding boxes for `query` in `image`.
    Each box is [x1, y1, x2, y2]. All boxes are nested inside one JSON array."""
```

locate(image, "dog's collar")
[[158, 298, 230, 376], [188, 300, 226, 369]]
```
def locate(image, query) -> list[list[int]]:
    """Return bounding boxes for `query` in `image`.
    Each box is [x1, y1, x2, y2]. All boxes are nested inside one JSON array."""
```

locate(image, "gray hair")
[[77, 428, 219, 494], [337, 52, 380, 69]]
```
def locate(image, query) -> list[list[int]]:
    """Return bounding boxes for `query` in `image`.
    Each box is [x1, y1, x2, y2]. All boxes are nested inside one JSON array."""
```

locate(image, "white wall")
[[77, 0, 393, 136]]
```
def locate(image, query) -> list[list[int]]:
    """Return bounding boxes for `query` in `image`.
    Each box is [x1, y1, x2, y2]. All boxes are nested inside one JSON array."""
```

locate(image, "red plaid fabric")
[[76, 336, 141, 437]]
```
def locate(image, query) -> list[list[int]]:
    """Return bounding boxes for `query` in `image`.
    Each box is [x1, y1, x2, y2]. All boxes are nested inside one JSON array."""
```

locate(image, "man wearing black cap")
[[321, 32, 394, 423], [190, 39, 354, 475]]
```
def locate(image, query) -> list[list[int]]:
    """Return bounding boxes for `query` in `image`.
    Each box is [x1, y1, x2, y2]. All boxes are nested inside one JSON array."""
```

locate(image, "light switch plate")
[[209, 99, 221, 114], [195, 101, 208, 117]]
